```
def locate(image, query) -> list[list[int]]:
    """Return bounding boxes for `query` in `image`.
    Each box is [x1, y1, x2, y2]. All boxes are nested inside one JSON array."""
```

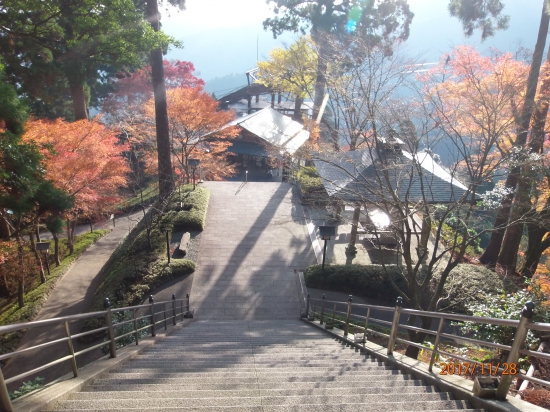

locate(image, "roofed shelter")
[[312, 137, 471, 254], [219, 107, 310, 179]]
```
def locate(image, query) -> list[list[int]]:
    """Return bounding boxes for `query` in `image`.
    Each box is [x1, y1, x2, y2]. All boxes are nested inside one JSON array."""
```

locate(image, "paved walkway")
[[4, 210, 145, 387], [191, 182, 316, 320]]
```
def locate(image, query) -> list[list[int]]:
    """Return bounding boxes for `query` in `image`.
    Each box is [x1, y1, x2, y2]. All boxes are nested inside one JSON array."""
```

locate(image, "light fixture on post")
[[36, 241, 51, 281], [188, 158, 200, 190], [318, 226, 336, 270], [160, 223, 171, 264]]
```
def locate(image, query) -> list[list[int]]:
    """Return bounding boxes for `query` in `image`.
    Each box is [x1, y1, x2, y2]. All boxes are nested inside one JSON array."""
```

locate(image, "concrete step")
[[56, 394, 462, 410], [77, 385, 439, 398], [67, 392, 451, 404], [85, 379, 428, 392], [49, 318, 476, 412]]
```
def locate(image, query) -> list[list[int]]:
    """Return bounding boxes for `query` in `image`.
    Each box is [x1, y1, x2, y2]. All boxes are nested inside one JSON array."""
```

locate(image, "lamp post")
[[245, 170, 248, 183], [36, 241, 51, 281], [318, 226, 336, 270], [160, 224, 171, 263], [188, 158, 200, 190]]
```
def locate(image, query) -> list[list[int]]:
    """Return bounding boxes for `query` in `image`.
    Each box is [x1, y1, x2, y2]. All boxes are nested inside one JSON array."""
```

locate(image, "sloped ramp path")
[[49, 320, 481, 411]]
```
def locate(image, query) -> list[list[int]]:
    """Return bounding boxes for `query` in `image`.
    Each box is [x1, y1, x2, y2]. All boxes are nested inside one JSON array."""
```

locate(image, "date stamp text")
[[439, 362, 517, 376]]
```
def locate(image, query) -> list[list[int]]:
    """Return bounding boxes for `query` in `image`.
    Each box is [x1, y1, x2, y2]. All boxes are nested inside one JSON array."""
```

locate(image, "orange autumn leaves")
[[22, 118, 129, 215], [144, 86, 238, 182], [421, 45, 530, 181]]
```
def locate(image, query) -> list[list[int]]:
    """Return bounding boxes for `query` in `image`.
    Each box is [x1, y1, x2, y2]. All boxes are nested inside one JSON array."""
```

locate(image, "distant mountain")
[[204, 73, 248, 97], [166, 24, 295, 82]]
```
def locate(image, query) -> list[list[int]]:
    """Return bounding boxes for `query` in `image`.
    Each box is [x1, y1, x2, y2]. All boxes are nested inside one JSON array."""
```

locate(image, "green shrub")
[[304, 264, 404, 301], [305, 263, 516, 313], [437, 264, 518, 313], [456, 280, 550, 348], [297, 166, 328, 205], [85, 186, 206, 330], [9, 377, 44, 400], [163, 186, 210, 231]]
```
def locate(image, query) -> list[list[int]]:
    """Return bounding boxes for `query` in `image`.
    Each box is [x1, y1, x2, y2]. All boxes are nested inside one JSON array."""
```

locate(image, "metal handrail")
[[304, 295, 550, 401], [0, 294, 191, 412]]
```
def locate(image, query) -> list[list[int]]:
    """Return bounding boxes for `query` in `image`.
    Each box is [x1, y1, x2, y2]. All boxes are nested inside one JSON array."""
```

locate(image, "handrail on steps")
[[0, 294, 193, 412], [297, 272, 550, 402]]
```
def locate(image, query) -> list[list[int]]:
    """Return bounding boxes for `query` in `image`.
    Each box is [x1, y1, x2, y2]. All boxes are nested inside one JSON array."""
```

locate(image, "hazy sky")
[[161, 0, 545, 82], [161, 0, 274, 36]]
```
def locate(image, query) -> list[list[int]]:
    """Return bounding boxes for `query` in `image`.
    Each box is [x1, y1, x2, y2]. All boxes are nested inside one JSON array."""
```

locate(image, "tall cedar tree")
[[103, 60, 204, 192], [263, 0, 413, 120]]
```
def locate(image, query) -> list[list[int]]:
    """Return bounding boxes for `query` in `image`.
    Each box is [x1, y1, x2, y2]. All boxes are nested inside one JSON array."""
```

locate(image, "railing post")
[[64, 321, 78, 377], [305, 293, 310, 318], [163, 302, 167, 330], [320, 294, 326, 324], [132, 308, 139, 345], [184, 293, 194, 318], [0, 367, 13, 412], [104, 298, 117, 359], [362, 307, 371, 343], [429, 317, 445, 372], [172, 294, 177, 325], [344, 295, 353, 336], [496, 301, 535, 400], [149, 295, 156, 337], [387, 296, 403, 355], [186, 293, 190, 314]]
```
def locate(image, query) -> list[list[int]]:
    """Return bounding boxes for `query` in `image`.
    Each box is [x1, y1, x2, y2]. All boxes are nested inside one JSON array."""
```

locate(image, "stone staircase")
[[49, 320, 481, 411]]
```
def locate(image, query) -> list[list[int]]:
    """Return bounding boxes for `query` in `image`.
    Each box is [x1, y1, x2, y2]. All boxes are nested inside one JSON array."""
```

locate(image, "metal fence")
[[305, 294, 550, 401], [0, 294, 192, 412]]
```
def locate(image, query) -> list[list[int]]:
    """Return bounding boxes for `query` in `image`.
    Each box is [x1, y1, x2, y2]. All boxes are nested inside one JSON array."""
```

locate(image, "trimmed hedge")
[[296, 166, 329, 205], [87, 186, 208, 315], [304, 263, 518, 313], [163, 186, 210, 231], [304, 264, 404, 301]]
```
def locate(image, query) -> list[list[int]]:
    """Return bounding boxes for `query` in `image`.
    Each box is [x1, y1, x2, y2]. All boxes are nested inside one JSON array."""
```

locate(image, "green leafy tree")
[[448, 0, 510, 40], [0, 0, 176, 120], [263, 0, 414, 120], [256, 36, 317, 120]]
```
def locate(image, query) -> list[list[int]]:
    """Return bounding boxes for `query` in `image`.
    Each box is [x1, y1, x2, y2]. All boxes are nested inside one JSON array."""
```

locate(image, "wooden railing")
[[0, 294, 192, 412], [305, 294, 550, 401]]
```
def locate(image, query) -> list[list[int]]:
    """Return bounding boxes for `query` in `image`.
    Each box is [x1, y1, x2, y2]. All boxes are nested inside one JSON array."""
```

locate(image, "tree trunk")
[[312, 29, 329, 121], [53, 232, 61, 266], [67, 219, 74, 254], [0, 215, 10, 240], [497, 42, 550, 271], [16, 234, 25, 308], [480, 2, 550, 266], [29, 232, 46, 283], [520, 224, 547, 277], [146, 0, 174, 200], [293, 95, 303, 122], [18, 279, 24, 308], [404, 315, 433, 359], [69, 81, 88, 121]]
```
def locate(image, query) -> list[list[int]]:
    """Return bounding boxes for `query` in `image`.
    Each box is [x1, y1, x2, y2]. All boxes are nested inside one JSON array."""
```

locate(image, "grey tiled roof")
[[225, 108, 309, 155], [312, 149, 470, 204]]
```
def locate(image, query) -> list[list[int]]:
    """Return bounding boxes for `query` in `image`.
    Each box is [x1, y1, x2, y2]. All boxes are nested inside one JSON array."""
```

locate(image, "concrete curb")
[[12, 319, 194, 412], [303, 318, 547, 412]]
